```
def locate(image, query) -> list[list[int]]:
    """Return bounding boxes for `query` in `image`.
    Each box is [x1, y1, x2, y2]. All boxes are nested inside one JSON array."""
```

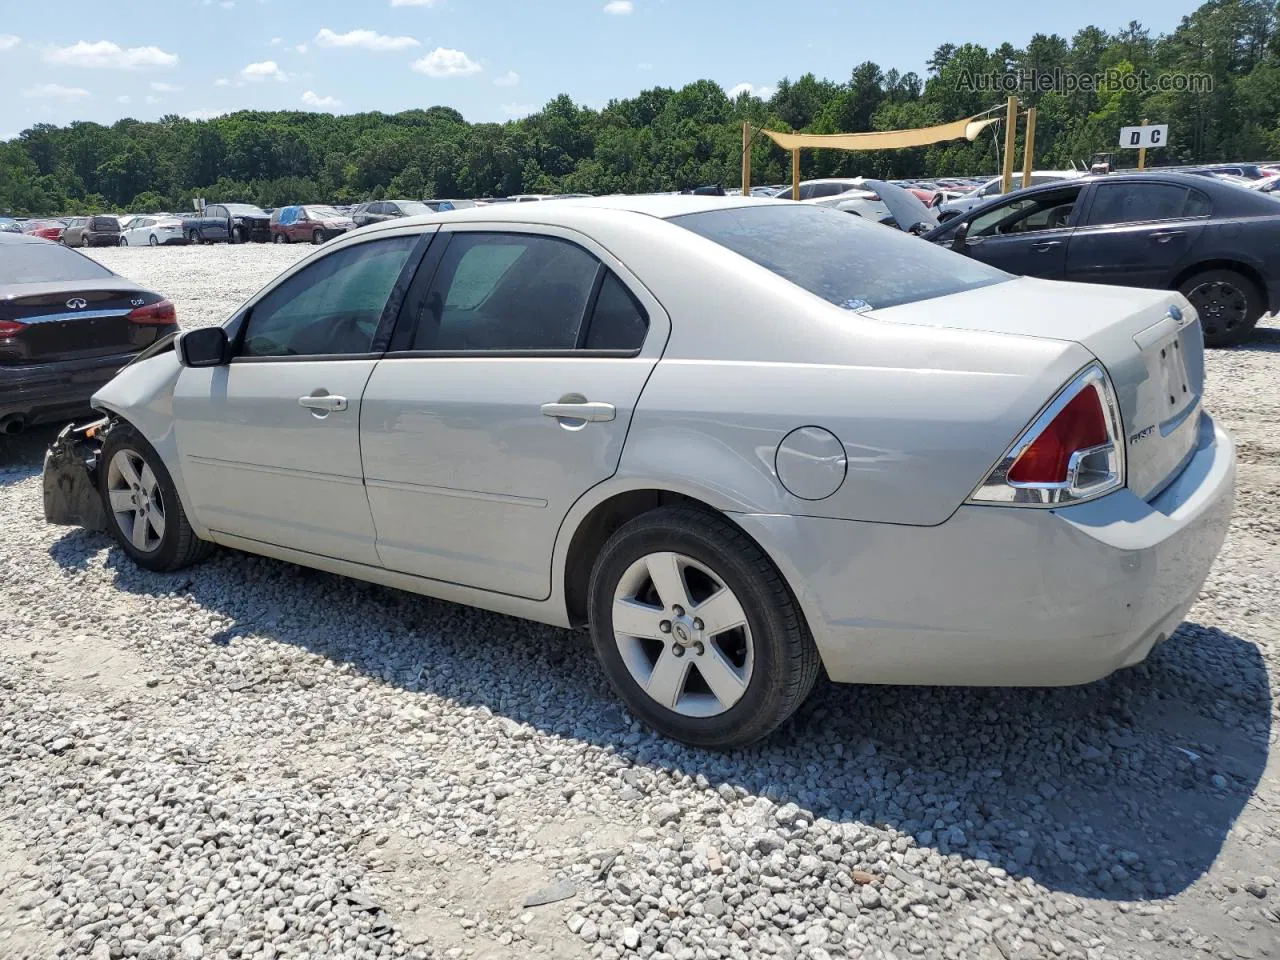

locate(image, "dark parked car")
[[923, 171, 1280, 347], [0, 233, 177, 433], [61, 215, 123, 248], [184, 203, 271, 244], [270, 205, 357, 244], [351, 199, 433, 228]]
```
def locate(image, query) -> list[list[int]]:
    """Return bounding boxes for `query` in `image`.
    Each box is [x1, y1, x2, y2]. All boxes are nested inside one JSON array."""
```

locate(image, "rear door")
[[360, 225, 669, 599], [172, 230, 431, 562], [1065, 181, 1211, 289], [953, 185, 1082, 279]]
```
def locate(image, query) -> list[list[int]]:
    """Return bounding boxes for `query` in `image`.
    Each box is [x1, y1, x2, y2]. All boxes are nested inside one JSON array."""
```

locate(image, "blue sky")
[[0, 0, 1202, 137]]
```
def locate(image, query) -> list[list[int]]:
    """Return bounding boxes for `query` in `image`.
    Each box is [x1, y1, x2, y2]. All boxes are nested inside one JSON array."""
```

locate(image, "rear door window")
[[1084, 183, 1193, 226], [584, 272, 648, 351]]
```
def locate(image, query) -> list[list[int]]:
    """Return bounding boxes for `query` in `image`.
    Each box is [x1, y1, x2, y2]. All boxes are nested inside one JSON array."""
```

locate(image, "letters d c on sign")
[[1119, 124, 1169, 149]]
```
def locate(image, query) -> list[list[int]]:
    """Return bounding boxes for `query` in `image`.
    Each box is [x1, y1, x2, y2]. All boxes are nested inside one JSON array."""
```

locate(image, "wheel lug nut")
[[659, 620, 672, 634], [672, 605, 684, 617], [693, 642, 705, 656], [693, 618, 703, 631], [672, 645, 685, 658]]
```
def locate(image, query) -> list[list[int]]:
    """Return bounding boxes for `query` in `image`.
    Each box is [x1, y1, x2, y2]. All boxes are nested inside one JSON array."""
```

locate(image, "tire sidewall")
[[588, 515, 796, 747], [188, 230, 201, 244], [1181, 268, 1263, 347], [98, 428, 188, 571]]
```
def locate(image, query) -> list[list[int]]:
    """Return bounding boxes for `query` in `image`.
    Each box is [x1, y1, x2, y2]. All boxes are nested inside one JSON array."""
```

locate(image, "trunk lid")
[[867, 276, 1204, 501], [0, 283, 162, 364]]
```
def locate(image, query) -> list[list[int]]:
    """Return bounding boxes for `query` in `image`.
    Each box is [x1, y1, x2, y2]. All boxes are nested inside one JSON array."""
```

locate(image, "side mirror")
[[951, 221, 971, 252], [178, 327, 229, 368]]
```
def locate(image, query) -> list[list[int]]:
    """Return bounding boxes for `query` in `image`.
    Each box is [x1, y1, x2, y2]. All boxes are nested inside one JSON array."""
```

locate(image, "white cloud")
[[23, 83, 91, 101], [315, 27, 419, 51], [214, 77, 231, 87], [145, 94, 160, 104], [269, 37, 283, 46], [44, 40, 179, 70], [184, 108, 224, 121], [411, 47, 480, 78], [295, 43, 308, 54], [240, 60, 287, 82], [301, 90, 342, 109], [221, 0, 235, 7], [604, 0, 634, 13], [117, 95, 131, 104], [150, 81, 182, 93], [0, 34, 20, 52], [727, 82, 775, 99], [494, 70, 519, 87], [391, 0, 442, 5], [503, 103, 536, 118]]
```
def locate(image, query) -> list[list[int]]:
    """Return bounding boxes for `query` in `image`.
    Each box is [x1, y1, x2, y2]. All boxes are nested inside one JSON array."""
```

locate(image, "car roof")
[[383, 194, 767, 229], [0, 231, 52, 245]]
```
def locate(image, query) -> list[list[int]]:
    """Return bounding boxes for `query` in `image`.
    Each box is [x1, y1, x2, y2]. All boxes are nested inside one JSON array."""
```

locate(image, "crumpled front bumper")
[[43, 418, 109, 532]]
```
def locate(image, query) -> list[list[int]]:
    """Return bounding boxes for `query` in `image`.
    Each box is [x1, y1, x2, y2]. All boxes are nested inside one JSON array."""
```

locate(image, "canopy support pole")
[[1021, 107, 1037, 189], [741, 122, 752, 198], [791, 149, 800, 200], [1001, 96, 1018, 195]]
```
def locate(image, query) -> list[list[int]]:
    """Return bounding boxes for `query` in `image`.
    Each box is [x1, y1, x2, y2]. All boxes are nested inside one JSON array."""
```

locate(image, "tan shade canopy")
[[759, 115, 1000, 152]]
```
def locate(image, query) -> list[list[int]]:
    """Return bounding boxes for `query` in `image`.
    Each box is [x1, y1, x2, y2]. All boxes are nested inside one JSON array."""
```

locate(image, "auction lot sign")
[[1120, 124, 1169, 149]]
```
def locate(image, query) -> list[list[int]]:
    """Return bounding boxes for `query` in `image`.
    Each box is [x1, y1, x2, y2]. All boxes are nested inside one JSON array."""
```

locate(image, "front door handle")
[[1149, 230, 1184, 243], [299, 394, 348, 413], [1030, 240, 1062, 252], [541, 399, 616, 423]]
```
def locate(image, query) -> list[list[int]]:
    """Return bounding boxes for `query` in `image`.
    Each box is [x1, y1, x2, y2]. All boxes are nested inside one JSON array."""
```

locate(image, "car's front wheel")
[[273, 233, 287, 244], [99, 423, 213, 573], [119, 236, 128, 246], [588, 507, 820, 750], [1179, 268, 1264, 348], [312, 229, 324, 245]]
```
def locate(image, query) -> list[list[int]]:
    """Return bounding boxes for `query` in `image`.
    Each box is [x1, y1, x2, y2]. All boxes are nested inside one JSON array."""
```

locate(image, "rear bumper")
[[0, 352, 137, 425], [86, 235, 121, 247], [734, 413, 1235, 687]]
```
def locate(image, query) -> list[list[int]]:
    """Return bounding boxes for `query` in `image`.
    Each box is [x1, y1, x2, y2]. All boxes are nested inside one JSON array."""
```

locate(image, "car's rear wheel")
[[187, 229, 201, 244], [588, 507, 820, 750], [1180, 268, 1264, 348], [312, 229, 324, 245], [99, 423, 213, 573], [149, 234, 159, 247]]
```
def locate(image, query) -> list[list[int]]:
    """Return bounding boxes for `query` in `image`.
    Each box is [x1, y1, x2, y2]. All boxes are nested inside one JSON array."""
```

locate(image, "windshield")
[[0, 243, 116, 284], [670, 204, 1009, 311], [304, 206, 343, 219], [225, 204, 268, 217], [397, 201, 432, 216]]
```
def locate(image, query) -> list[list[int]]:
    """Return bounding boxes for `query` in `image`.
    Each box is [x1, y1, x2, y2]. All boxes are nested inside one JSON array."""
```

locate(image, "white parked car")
[[772, 179, 890, 220], [43, 196, 1235, 749], [119, 215, 188, 247]]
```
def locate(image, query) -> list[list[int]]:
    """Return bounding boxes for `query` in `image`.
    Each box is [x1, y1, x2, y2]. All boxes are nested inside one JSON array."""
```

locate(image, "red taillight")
[[0, 320, 26, 336], [1007, 385, 1109, 484], [127, 299, 177, 325]]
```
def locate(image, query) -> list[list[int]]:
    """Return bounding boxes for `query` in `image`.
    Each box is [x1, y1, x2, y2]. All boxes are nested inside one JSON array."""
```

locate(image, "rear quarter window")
[[670, 205, 1009, 311]]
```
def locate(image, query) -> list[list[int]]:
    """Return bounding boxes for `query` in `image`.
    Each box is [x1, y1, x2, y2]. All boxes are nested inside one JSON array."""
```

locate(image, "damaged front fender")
[[43, 418, 110, 532]]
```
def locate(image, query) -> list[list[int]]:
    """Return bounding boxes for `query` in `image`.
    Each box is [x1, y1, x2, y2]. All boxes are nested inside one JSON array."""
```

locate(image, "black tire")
[[587, 506, 820, 750], [98, 422, 214, 573], [119, 236, 128, 246], [273, 233, 287, 244], [312, 229, 324, 245], [231, 226, 244, 244], [1179, 268, 1264, 348], [188, 229, 201, 245], [149, 234, 159, 247]]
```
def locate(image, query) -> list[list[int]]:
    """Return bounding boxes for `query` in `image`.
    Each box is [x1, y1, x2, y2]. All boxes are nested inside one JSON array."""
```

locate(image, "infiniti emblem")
[[66, 298, 88, 310]]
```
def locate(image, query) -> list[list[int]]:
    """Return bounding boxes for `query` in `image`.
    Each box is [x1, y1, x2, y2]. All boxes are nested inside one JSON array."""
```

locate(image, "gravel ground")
[[1, 243, 1278, 960]]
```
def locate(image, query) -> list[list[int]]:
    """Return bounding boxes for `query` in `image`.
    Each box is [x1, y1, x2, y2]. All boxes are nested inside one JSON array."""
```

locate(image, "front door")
[[360, 226, 668, 599], [172, 232, 426, 562], [203, 205, 230, 242], [950, 185, 1083, 280]]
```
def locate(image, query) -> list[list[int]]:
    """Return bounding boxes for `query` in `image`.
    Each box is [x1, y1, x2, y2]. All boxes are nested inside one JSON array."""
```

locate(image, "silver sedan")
[[44, 196, 1235, 749]]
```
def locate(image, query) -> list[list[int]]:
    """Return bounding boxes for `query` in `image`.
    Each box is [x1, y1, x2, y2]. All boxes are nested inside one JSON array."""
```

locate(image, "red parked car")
[[270, 205, 356, 244], [24, 220, 67, 242]]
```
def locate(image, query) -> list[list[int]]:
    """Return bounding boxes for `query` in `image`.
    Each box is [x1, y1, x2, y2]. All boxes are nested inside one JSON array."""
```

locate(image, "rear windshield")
[[90, 216, 120, 230], [397, 201, 432, 216], [0, 243, 116, 284], [670, 204, 1009, 311]]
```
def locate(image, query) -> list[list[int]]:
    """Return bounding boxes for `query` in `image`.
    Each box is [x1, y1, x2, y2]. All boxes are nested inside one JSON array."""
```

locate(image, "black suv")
[[352, 200, 433, 227]]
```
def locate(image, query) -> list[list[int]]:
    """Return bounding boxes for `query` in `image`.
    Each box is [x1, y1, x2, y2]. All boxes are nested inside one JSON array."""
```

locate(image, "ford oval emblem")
[[1169, 304, 1183, 323], [66, 298, 88, 310]]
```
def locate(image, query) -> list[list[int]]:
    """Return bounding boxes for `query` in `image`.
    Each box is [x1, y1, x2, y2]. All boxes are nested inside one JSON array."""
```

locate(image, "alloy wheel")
[[611, 551, 754, 718], [106, 449, 167, 553], [1188, 280, 1247, 336], [149, 234, 159, 246]]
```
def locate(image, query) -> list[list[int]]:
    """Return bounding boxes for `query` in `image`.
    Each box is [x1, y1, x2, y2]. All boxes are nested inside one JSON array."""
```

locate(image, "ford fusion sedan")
[[1, 233, 177, 434], [43, 197, 1233, 749]]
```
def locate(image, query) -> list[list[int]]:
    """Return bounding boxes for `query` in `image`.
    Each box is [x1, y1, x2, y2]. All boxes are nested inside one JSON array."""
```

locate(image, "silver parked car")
[[43, 196, 1235, 749]]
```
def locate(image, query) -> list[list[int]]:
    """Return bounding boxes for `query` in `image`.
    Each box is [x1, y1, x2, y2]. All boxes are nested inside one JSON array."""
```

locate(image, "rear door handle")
[[541, 400, 616, 423], [299, 394, 348, 413], [1030, 240, 1062, 252], [1150, 230, 1184, 243]]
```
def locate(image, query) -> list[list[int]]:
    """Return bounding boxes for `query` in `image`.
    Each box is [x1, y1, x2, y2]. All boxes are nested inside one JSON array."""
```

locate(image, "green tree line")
[[3, 0, 1278, 216]]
